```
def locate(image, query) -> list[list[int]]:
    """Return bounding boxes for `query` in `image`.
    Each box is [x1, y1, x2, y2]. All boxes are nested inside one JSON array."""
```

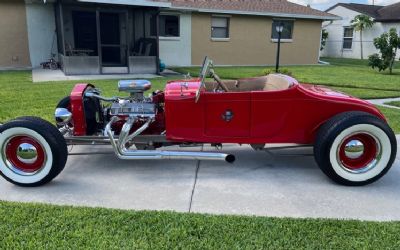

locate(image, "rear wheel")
[[314, 112, 397, 186], [0, 117, 68, 187]]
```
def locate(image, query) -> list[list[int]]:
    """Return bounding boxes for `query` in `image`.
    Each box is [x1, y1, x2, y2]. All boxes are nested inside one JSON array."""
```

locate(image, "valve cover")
[[110, 101, 156, 118]]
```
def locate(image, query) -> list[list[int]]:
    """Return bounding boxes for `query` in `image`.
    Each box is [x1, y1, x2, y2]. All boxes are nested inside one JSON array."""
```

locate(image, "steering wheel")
[[210, 69, 229, 92]]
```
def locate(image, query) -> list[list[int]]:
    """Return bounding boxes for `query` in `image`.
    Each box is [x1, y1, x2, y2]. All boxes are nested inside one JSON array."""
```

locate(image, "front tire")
[[0, 117, 68, 187], [314, 112, 397, 186]]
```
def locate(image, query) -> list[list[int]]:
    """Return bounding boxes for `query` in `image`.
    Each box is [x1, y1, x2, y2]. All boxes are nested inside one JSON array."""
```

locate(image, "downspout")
[[156, 9, 161, 74]]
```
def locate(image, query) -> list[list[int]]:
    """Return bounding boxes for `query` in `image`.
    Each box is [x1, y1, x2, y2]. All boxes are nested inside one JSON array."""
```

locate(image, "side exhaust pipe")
[[105, 117, 235, 163], [115, 150, 235, 163]]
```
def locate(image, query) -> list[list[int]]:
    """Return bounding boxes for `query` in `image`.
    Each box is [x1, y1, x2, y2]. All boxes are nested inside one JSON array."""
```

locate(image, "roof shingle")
[[327, 2, 400, 22], [170, 0, 338, 19]]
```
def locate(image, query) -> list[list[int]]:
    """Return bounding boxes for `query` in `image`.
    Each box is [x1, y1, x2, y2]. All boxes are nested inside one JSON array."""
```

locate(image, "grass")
[[379, 106, 400, 133], [0, 71, 171, 123], [1, 201, 400, 249], [385, 101, 400, 108]]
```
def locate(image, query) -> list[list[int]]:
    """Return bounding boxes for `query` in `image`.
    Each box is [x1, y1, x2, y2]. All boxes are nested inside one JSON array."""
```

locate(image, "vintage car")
[[0, 57, 397, 187]]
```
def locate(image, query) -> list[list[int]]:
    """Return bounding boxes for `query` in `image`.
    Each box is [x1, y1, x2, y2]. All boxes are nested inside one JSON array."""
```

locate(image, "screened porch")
[[55, 0, 164, 75]]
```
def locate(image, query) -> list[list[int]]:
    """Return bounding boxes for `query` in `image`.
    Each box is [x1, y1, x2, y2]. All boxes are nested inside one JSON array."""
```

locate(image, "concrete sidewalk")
[[0, 138, 399, 221], [368, 97, 400, 109], [32, 68, 160, 83]]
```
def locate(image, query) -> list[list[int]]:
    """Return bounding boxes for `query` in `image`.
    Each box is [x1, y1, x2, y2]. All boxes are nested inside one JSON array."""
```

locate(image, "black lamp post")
[[275, 22, 284, 73]]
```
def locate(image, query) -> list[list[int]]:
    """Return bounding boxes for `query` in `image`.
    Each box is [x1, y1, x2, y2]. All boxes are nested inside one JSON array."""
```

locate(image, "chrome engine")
[[109, 80, 156, 118]]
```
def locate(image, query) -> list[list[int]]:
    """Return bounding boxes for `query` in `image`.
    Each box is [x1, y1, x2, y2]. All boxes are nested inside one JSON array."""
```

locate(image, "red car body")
[[164, 79, 384, 145], [70, 79, 384, 145]]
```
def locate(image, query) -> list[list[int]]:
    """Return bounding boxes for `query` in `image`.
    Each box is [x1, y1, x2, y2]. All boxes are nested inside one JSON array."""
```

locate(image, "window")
[[342, 27, 354, 49], [211, 17, 230, 39], [271, 20, 294, 40], [150, 14, 180, 37]]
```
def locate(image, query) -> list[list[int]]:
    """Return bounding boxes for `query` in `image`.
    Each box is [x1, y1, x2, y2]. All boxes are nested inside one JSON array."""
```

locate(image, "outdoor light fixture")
[[276, 23, 284, 33], [275, 22, 284, 73]]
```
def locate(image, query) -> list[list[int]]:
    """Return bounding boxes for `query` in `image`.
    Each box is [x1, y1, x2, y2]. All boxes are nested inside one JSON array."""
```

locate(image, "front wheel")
[[0, 117, 68, 187], [314, 112, 397, 186]]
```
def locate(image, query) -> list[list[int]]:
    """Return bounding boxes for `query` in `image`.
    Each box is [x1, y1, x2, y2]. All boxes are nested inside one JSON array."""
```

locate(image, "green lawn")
[[1, 201, 400, 249], [0, 71, 171, 122]]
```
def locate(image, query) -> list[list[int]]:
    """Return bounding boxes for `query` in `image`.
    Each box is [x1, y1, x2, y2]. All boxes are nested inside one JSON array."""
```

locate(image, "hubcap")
[[337, 132, 381, 174], [344, 140, 364, 159], [16, 143, 38, 164], [3, 136, 46, 175]]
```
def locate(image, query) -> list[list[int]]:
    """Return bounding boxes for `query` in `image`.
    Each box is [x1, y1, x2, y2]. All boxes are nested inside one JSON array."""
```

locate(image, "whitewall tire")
[[314, 112, 397, 186], [0, 117, 68, 187]]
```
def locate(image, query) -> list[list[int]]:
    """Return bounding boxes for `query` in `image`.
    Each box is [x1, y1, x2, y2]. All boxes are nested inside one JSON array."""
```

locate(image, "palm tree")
[[351, 14, 374, 60]]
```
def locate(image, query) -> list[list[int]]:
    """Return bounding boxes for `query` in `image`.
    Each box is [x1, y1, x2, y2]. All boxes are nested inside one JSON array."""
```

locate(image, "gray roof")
[[171, 0, 338, 20], [326, 3, 400, 22]]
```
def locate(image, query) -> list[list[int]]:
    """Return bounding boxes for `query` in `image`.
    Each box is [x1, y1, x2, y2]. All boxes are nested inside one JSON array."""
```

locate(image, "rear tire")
[[314, 112, 397, 186], [0, 117, 68, 187]]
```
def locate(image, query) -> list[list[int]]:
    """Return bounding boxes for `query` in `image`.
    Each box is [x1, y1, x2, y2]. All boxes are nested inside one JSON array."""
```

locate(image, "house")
[[0, 0, 338, 75], [322, 3, 400, 59]]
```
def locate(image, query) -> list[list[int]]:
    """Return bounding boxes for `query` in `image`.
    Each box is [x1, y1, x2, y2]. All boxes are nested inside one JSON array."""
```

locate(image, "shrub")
[[368, 28, 400, 74], [263, 68, 293, 76]]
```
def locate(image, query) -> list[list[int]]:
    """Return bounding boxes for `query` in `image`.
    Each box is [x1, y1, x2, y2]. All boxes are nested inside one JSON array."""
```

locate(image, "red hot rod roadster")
[[0, 57, 397, 187]]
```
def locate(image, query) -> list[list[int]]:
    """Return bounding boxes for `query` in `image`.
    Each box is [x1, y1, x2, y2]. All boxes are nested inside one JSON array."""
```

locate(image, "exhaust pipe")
[[115, 150, 235, 163], [105, 117, 235, 163]]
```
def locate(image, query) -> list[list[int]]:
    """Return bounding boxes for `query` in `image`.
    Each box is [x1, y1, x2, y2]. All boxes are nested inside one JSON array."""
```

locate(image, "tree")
[[351, 14, 374, 59], [320, 29, 328, 51], [368, 28, 400, 74]]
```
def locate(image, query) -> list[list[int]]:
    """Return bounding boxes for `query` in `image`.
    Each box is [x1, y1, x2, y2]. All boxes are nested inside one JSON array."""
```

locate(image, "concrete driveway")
[[0, 137, 399, 222]]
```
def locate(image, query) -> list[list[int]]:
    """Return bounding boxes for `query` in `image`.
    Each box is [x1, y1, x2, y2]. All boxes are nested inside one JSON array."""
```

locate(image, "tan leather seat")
[[237, 76, 268, 91], [205, 80, 239, 92], [263, 74, 292, 91], [205, 74, 292, 92], [237, 74, 292, 92]]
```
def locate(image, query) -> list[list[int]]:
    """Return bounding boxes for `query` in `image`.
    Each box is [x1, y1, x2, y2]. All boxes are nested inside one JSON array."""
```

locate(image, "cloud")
[[367, 0, 399, 4], [288, 0, 398, 7]]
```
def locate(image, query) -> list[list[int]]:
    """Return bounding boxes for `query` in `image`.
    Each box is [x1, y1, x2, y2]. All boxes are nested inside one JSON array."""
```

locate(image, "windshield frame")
[[196, 57, 213, 103]]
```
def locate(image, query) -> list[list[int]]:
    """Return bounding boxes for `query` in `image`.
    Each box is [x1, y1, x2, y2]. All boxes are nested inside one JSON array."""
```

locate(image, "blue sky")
[[288, 0, 398, 11]]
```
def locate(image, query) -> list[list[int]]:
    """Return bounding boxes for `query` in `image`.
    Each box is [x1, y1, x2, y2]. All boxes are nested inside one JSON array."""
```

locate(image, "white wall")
[[159, 12, 191, 67], [321, 6, 400, 59], [25, 2, 58, 68]]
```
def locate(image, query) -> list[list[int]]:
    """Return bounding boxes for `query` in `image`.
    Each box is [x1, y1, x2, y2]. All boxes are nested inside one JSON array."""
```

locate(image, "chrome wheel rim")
[[2, 135, 47, 176], [336, 132, 382, 174]]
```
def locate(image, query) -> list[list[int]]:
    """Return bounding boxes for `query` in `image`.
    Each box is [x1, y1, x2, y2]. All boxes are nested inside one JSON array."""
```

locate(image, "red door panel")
[[204, 93, 251, 138], [250, 89, 297, 139]]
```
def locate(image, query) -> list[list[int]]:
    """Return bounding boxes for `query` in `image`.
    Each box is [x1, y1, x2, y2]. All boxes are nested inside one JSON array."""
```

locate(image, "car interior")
[[205, 74, 294, 92]]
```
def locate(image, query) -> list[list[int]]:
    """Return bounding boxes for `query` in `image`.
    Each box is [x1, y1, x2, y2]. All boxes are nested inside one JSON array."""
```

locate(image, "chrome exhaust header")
[[105, 117, 235, 163]]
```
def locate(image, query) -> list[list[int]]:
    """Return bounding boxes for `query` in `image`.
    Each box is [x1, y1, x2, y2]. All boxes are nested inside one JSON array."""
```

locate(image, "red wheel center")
[[5, 136, 45, 173], [339, 133, 378, 170]]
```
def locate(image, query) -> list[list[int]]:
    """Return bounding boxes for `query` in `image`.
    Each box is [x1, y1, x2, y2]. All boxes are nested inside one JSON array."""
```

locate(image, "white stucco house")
[[321, 3, 400, 59]]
